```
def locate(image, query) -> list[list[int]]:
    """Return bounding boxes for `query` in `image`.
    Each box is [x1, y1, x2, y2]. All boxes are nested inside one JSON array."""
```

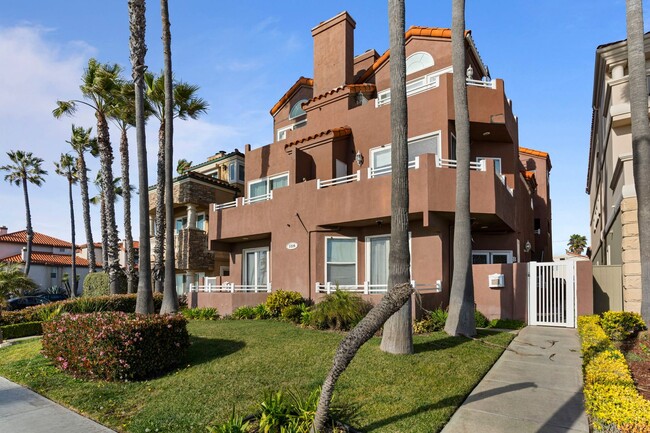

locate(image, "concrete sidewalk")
[[0, 376, 115, 433], [442, 326, 588, 433]]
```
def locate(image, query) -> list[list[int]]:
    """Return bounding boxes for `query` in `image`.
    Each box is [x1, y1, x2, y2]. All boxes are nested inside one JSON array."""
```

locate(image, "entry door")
[[528, 261, 576, 327], [367, 236, 390, 291], [243, 248, 268, 292]]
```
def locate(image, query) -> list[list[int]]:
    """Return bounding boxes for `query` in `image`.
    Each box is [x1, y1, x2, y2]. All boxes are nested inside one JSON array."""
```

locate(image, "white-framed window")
[[325, 237, 357, 287], [228, 161, 245, 183], [196, 213, 206, 231], [248, 172, 289, 199], [289, 99, 308, 119], [406, 51, 434, 75], [472, 250, 513, 264], [477, 157, 502, 176], [276, 120, 307, 142], [376, 66, 452, 107], [369, 131, 441, 176], [450, 133, 457, 160], [175, 274, 187, 294], [243, 247, 269, 289], [175, 216, 188, 234], [366, 235, 390, 288]]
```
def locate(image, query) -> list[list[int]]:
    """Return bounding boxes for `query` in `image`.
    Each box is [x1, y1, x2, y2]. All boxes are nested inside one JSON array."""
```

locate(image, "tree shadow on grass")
[[413, 335, 469, 353], [184, 336, 246, 367]]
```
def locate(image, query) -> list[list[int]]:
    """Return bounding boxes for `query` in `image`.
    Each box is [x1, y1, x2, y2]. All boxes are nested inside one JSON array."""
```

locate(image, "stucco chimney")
[[311, 11, 356, 96], [0, 226, 7, 236], [21, 247, 26, 261]]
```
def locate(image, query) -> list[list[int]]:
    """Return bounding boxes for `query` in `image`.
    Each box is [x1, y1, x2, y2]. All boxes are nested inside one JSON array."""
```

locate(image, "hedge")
[[0, 293, 164, 326], [82, 271, 128, 297], [0, 321, 43, 340], [577, 314, 650, 432], [42, 312, 190, 381]]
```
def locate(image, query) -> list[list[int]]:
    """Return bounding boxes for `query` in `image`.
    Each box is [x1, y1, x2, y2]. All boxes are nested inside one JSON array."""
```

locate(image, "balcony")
[[189, 277, 271, 293], [175, 228, 215, 271], [209, 152, 517, 243], [315, 280, 441, 295]]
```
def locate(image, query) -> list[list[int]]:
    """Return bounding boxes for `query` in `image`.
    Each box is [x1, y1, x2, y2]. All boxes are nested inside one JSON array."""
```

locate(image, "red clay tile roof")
[[78, 242, 102, 249], [1, 252, 99, 268], [304, 84, 376, 107], [523, 171, 535, 181], [119, 241, 140, 252], [270, 77, 314, 116], [356, 27, 471, 84], [284, 127, 352, 151], [0, 230, 72, 248], [519, 147, 549, 159]]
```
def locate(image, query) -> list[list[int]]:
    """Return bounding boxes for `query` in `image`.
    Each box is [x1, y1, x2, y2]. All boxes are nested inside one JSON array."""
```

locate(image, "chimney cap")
[[311, 11, 356, 36]]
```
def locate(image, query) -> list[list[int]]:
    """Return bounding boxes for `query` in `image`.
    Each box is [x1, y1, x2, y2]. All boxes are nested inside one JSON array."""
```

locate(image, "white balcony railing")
[[368, 156, 420, 179], [242, 190, 273, 205], [213, 200, 238, 211], [466, 78, 497, 89], [435, 155, 486, 171], [317, 171, 361, 189], [189, 280, 272, 293], [315, 280, 441, 295], [497, 174, 514, 196]]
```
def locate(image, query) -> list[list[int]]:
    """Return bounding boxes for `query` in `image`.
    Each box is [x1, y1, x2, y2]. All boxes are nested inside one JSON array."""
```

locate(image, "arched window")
[[289, 99, 308, 119], [405, 52, 434, 75]]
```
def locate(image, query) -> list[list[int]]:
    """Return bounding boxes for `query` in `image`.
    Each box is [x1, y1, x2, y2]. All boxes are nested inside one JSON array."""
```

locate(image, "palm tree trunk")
[[22, 178, 33, 276], [445, 0, 476, 337], [129, 0, 154, 314], [68, 176, 77, 298], [100, 197, 108, 268], [120, 127, 136, 294], [77, 154, 96, 272], [161, 0, 179, 314], [153, 124, 166, 294], [380, 0, 412, 355], [626, 0, 650, 323], [312, 283, 413, 431], [96, 113, 120, 294]]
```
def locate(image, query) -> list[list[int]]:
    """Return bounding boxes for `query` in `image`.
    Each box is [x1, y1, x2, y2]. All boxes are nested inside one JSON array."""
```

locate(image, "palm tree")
[[0, 151, 48, 276], [567, 234, 587, 255], [110, 82, 138, 294], [0, 263, 38, 299], [90, 174, 127, 273], [128, 0, 154, 314], [144, 72, 208, 294], [176, 158, 192, 175], [444, 0, 476, 338], [54, 153, 79, 298], [53, 59, 122, 295], [67, 125, 99, 273], [313, 2, 414, 429], [626, 0, 650, 323]]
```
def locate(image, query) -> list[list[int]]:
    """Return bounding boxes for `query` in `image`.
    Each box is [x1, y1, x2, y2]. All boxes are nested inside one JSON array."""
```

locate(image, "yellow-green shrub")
[[600, 311, 647, 341], [578, 314, 650, 432]]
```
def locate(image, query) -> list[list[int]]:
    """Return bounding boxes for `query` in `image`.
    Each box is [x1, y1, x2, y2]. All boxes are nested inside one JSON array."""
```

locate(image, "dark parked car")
[[39, 293, 68, 303], [6, 296, 50, 311]]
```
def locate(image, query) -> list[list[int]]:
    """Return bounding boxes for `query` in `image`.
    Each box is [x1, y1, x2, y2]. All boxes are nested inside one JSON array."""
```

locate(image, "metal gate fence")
[[528, 261, 577, 327]]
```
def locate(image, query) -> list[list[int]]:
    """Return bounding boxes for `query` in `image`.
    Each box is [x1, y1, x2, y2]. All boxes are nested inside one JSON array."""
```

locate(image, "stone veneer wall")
[[149, 180, 227, 211], [621, 196, 641, 312], [176, 228, 215, 271]]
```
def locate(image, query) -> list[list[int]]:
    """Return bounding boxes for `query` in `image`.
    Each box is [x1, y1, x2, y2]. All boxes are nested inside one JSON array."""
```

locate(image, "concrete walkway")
[[442, 326, 588, 433], [0, 376, 115, 433]]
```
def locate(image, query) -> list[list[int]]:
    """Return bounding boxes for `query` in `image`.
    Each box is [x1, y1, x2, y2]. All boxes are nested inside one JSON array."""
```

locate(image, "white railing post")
[[316, 179, 322, 189], [326, 282, 331, 294], [356, 170, 361, 181], [363, 281, 369, 295], [230, 282, 235, 293], [367, 168, 372, 179], [414, 156, 420, 170], [435, 154, 442, 168], [267, 282, 272, 293], [315, 282, 320, 294]]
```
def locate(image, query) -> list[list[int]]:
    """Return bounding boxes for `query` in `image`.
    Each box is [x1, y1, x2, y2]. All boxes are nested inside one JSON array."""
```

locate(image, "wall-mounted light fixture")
[[524, 240, 532, 252], [355, 151, 364, 167]]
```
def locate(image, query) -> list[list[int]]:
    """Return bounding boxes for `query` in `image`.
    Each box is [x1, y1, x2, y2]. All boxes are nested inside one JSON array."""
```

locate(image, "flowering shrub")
[[578, 314, 650, 432], [41, 312, 189, 381], [0, 293, 164, 326]]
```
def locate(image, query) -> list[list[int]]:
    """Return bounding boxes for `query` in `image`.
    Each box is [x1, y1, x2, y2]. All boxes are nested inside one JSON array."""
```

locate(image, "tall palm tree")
[[90, 174, 126, 273], [54, 153, 79, 298], [160, 0, 179, 314], [129, 0, 154, 314], [0, 151, 48, 276], [444, 0, 476, 337], [567, 234, 587, 255], [313, 2, 414, 429], [53, 59, 122, 295], [144, 71, 208, 294], [626, 0, 650, 323], [110, 82, 138, 294], [176, 158, 192, 175], [67, 125, 99, 273]]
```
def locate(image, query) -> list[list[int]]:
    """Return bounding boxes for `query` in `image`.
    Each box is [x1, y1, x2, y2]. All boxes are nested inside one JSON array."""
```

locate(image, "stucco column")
[[621, 193, 641, 313], [610, 60, 627, 80], [187, 204, 197, 229]]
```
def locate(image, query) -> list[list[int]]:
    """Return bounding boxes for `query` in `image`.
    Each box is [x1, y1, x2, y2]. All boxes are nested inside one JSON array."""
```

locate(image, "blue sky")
[[0, 0, 645, 254]]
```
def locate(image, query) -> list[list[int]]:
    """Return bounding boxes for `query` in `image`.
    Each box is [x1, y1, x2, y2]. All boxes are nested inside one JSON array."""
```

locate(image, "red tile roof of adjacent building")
[[270, 77, 314, 116], [119, 241, 140, 251], [0, 230, 72, 248], [519, 147, 549, 159], [356, 27, 471, 84], [1, 252, 99, 268], [78, 242, 102, 249], [284, 127, 352, 151]]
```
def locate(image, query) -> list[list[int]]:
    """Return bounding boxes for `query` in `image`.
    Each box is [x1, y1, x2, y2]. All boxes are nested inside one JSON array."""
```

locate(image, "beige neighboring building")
[[148, 150, 244, 294], [587, 33, 649, 312]]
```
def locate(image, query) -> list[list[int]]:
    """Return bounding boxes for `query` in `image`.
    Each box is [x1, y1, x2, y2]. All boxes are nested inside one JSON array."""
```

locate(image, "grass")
[[0, 320, 514, 433]]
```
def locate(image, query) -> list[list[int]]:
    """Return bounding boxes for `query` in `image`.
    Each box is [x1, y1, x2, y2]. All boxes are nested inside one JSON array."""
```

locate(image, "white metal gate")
[[528, 261, 577, 328]]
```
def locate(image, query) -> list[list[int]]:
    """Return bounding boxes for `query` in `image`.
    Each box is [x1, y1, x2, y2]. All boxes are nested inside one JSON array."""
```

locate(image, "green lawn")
[[0, 320, 514, 433]]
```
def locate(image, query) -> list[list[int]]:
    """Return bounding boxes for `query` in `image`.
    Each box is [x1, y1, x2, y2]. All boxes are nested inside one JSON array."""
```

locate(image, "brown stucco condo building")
[[195, 12, 553, 317]]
